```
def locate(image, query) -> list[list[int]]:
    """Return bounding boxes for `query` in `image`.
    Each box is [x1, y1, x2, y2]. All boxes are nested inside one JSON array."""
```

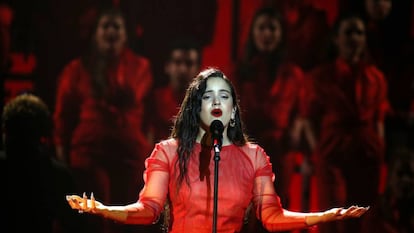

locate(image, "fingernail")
[[66, 195, 71, 201], [91, 192, 94, 199]]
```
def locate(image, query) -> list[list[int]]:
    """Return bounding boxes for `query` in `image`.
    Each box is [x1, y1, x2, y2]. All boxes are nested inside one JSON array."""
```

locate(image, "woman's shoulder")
[[155, 138, 178, 154], [237, 142, 267, 157], [147, 138, 178, 164], [157, 138, 178, 146], [236, 142, 271, 170]]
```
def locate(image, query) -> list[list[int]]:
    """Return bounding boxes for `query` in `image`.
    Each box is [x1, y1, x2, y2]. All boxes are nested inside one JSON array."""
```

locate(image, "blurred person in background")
[[53, 6, 153, 233], [275, 0, 331, 71], [233, 7, 308, 216], [144, 37, 202, 145], [358, 0, 414, 164], [298, 12, 390, 233]]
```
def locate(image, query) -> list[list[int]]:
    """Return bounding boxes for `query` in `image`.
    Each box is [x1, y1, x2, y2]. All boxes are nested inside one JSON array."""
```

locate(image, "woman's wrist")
[[305, 212, 325, 226], [98, 206, 128, 222]]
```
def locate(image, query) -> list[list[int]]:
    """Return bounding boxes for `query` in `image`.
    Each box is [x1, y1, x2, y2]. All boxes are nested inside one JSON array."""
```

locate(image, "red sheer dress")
[[135, 139, 312, 233]]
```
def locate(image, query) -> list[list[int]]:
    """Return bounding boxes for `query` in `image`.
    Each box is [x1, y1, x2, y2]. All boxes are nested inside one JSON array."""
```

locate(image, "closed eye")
[[220, 94, 229, 99], [202, 95, 211, 100]]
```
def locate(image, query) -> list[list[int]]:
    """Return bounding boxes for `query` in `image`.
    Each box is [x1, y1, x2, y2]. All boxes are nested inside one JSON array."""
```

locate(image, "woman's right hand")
[[66, 193, 133, 223], [66, 192, 102, 214]]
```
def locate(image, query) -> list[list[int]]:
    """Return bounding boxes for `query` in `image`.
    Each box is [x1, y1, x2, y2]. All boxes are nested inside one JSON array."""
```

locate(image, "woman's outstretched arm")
[[66, 143, 171, 224], [252, 146, 368, 231], [253, 175, 369, 231], [66, 192, 157, 224]]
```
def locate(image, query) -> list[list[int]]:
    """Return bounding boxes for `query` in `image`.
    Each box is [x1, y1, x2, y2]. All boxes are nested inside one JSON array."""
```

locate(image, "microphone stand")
[[209, 120, 223, 233], [212, 138, 221, 233]]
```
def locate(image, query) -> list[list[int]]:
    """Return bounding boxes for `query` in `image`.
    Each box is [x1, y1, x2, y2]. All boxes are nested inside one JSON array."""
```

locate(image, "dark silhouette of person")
[[1, 93, 86, 233]]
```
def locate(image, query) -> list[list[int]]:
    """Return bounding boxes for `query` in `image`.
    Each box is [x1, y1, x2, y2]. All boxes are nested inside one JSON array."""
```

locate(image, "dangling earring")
[[230, 118, 235, 127]]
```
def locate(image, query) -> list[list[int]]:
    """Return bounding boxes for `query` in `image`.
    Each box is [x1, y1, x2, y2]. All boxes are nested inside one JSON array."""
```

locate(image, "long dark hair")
[[238, 7, 286, 79], [170, 67, 249, 190], [80, 7, 129, 99]]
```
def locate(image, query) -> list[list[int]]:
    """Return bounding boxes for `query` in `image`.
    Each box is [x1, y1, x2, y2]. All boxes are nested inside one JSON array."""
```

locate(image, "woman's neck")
[[196, 127, 231, 146]]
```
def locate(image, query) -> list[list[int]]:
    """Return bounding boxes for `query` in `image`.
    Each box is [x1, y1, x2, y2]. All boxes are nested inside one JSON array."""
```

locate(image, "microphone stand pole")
[[212, 139, 221, 233]]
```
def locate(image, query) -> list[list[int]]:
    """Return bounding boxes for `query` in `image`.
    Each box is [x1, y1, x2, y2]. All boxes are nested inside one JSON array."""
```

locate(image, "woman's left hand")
[[322, 205, 369, 222]]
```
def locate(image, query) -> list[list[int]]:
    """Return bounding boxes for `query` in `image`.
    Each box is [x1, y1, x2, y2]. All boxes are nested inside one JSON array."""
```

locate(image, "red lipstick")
[[211, 109, 222, 117]]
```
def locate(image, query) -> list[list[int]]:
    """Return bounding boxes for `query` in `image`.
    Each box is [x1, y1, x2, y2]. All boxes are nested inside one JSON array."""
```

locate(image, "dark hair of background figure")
[[241, 7, 287, 78], [324, 11, 373, 63]]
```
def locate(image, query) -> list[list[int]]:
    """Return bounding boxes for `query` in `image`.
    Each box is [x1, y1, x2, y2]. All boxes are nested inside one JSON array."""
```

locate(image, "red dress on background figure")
[[268, 62, 306, 200], [235, 56, 305, 203], [302, 58, 389, 233], [54, 48, 153, 206]]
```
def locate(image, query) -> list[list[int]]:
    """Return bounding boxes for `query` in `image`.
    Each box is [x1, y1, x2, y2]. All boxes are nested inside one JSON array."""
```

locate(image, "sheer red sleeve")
[[252, 146, 311, 231], [125, 143, 170, 224]]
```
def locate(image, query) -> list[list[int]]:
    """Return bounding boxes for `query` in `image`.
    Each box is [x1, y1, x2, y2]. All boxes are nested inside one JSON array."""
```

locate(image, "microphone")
[[210, 120, 224, 150]]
